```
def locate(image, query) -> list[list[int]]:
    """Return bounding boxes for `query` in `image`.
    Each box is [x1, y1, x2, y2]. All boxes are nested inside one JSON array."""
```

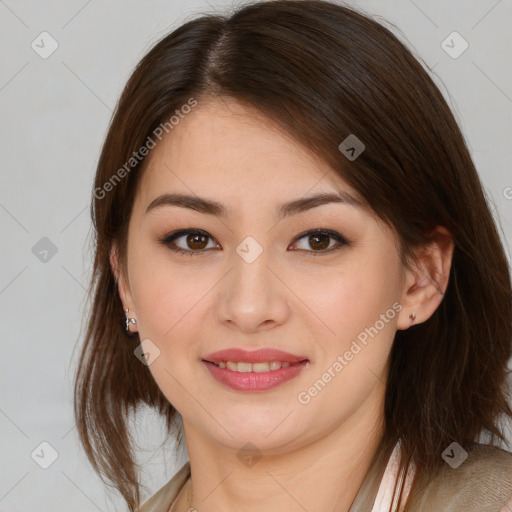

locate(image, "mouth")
[[201, 348, 310, 392], [203, 359, 308, 372]]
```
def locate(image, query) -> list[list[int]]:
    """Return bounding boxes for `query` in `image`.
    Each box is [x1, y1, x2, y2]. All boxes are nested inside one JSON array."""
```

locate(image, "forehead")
[[136, 97, 360, 206]]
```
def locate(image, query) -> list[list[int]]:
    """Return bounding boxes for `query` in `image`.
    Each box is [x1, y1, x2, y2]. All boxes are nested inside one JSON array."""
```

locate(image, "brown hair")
[[73, 1, 512, 510]]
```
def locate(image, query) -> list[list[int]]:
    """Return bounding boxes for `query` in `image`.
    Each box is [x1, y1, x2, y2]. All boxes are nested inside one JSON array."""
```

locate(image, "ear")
[[109, 243, 138, 326], [397, 226, 454, 330]]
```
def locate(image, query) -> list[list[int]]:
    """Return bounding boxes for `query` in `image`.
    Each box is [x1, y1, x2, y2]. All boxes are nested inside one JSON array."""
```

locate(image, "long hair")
[[73, 1, 512, 510]]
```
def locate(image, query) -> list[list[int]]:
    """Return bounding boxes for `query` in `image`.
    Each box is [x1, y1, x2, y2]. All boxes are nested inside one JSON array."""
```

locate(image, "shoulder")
[[138, 461, 191, 512], [409, 443, 512, 511]]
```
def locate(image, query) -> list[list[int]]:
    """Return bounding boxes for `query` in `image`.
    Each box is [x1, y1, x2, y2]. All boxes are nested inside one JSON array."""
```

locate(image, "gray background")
[[1, 0, 511, 510]]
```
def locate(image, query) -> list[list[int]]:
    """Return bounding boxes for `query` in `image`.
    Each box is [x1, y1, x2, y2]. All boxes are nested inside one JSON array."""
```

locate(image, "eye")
[[289, 229, 348, 254], [159, 228, 348, 256], [160, 229, 220, 255]]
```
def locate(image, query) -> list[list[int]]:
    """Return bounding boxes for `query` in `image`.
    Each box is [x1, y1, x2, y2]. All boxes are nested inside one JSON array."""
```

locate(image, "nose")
[[215, 249, 291, 333]]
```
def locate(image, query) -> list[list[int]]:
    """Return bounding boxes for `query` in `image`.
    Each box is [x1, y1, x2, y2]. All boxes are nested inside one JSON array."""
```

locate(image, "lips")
[[201, 348, 310, 392], [202, 348, 308, 364]]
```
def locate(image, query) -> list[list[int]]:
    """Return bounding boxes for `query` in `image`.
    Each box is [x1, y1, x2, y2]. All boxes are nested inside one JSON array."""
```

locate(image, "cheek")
[[301, 263, 398, 338], [128, 256, 211, 411], [131, 264, 213, 341], [293, 267, 398, 418]]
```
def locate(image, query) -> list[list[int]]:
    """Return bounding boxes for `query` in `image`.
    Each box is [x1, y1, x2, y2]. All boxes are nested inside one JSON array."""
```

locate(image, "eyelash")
[[158, 228, 349, 257]]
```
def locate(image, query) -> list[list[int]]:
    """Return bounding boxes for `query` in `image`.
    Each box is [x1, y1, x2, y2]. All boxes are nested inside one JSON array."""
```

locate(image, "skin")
[[111, 97, 454, 512]]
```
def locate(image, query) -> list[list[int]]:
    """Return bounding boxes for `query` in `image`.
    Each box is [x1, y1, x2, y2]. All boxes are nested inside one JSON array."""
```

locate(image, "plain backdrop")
[[1, 0, 511, 510]]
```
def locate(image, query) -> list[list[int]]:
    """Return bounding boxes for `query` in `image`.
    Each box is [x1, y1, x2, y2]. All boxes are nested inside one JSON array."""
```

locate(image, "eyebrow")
[[145, 191, 364, 219]]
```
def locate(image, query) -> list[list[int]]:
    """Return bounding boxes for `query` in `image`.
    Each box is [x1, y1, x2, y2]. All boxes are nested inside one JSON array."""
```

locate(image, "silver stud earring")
[[409, 312, 416, 322], [124, 308, 137, 336]]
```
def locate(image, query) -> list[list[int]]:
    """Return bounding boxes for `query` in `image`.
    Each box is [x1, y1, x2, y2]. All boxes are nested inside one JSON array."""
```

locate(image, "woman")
[[74, 1, 512, 510]]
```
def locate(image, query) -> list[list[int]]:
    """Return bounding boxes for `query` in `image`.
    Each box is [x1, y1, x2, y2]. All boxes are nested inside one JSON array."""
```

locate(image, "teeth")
[[214, 360, 292, 372], [253, 362, 270, 372], [237, 362, 252, 373]]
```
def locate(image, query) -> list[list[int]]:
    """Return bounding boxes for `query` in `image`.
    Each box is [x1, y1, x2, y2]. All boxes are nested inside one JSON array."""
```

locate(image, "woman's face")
[[116, 97, 411, 453]]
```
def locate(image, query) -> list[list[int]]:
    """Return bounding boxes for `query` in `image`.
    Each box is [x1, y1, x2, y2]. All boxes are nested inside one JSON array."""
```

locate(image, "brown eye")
[[160, 229, 219, 255], [186, 233, 209, 250], [290, 229, 348, 254], [161, 228, 348, 257], [308, 233, 330, 250]]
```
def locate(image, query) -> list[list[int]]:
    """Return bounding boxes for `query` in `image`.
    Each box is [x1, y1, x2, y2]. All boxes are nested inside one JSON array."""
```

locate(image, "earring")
[[124, 308, 138, 337], [409, 312, 416, 322]]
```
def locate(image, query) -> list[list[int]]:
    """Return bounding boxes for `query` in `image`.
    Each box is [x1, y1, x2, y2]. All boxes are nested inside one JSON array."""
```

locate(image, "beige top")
[[138, 443, 512, 511]]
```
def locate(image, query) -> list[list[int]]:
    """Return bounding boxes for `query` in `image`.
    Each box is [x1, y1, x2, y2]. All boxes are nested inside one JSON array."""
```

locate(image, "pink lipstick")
[[202, 348, 309, 392]]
